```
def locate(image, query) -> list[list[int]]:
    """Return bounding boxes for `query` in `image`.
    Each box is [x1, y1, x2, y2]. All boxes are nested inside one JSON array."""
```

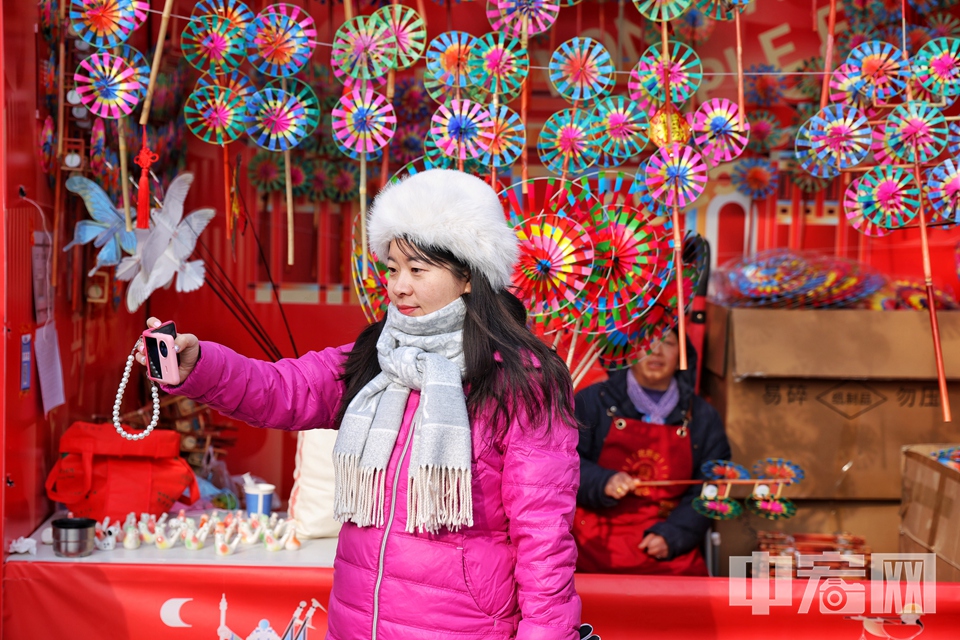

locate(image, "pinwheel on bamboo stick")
[[928, 159, 960, 228], [632, 41, 702, 107], [844, 177, 891, 237], [732, 157, 778, 200], [593, 96, 648, 165], [845, 40, 907, 103], [691, 98, 749, 166], [883, 101, 948, 165], [429, 99, 493, 169], [332, 85, 397, 278], [928, 12, 960, 39], [468, 31, 528, 106], [746, 110, 788, 152], [537, 109, 602, 178], [548, 38, 615, 103]]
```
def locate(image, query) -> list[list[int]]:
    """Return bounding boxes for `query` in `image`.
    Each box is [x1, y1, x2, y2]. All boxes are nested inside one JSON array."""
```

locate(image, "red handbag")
[[45, 422, 199, 522]]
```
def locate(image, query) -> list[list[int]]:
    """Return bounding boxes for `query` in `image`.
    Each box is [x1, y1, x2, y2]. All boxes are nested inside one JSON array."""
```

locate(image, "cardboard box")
[[900, 444, 960, 583], [716, 500, 901, 577], [703, 304, 960, 499]]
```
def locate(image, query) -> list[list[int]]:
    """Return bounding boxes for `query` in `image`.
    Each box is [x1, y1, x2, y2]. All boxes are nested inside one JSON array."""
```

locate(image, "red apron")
[[574, 415, 709, 576]]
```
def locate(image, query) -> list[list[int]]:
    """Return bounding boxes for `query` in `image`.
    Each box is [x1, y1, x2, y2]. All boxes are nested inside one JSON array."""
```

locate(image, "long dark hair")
[[335, 239, 576, 439]]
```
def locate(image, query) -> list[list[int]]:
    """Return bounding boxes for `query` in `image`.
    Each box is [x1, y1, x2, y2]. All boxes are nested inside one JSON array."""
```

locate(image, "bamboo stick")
[[139, 0, 175, 126]]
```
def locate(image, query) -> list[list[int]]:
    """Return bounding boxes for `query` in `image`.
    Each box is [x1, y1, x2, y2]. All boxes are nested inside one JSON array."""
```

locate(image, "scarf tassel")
[[407, 466, 473, 534], [334, 452, 387, 529]]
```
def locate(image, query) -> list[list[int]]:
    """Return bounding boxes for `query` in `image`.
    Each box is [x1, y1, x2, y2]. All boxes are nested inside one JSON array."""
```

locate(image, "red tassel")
[[134, 127, 158, 230]]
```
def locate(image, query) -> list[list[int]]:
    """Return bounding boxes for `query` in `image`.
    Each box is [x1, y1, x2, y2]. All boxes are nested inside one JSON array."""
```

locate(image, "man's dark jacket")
[[574, 343, 731, 561]]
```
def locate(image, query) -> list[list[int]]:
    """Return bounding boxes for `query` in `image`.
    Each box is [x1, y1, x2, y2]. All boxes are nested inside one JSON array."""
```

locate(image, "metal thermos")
[[51, 518, 96, 558]]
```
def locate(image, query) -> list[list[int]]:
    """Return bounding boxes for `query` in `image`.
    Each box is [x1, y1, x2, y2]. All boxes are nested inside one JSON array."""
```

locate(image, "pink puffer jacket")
[[168, 341, 582, 640]]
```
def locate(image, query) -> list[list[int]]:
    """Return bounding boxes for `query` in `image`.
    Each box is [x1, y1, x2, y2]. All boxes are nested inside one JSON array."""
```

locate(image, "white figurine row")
[[87, 510, 302, 555]]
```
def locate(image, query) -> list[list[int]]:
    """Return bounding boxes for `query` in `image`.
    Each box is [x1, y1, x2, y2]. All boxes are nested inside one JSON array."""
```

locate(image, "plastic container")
[[244, 483, 275, 516], [52, 517, 96, 558]]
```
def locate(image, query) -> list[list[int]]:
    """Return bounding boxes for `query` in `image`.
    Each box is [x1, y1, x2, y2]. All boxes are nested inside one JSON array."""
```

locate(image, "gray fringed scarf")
[[333, 298, 473, 534]]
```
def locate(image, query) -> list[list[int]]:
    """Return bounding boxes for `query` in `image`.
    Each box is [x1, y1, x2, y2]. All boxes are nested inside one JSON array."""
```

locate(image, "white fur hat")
[[368, 169, 518, 289]]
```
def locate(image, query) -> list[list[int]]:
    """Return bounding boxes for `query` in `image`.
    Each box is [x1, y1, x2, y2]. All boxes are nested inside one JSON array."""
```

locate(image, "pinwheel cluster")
[[693, 458, 805, 521], [715, 250, 886, 309]]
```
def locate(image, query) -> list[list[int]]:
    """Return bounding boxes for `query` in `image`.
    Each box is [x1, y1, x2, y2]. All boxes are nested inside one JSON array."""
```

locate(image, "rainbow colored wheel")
[[883, 101, 948, 164], [248, 151, 284, 192], [426, 31, 475, 89], [490, 0, 560, 38], [328, 162, 362, 203], [192, 0, 254, 29], [915, 37, 960, 97], [244, 87, 310, 151], [430, 99, 493, 161], [184, 85, 246, 145], [632, 42, 703, 105], [794, 56, 824, 101], [675, 7, 715, 46], [593, 96, 648, 161], [644, 144, 708, 208], [692, 98, 749, 165], [74, 52, 141, 119], [753, 458, 805, 483], [928, 159, 960, 227], [745, 497, 797, 520], [744, 64, 784, 107], [929, 12, 960, 39], [468, 31, 528, 103], [732, 157, 778, 200], [829, 63, 874, 113], [549, 38, 615, 103], [844, 177, 891, 237], [693, 497, 743, 521], [373, 4, 425, 71], [858, 165, 920, 229], [40, 116, 55, 174], [480, 105, 525, 167], [537, 109, 602, 175], [746, 110, 788, 152], [331, 86, 397, 156], [794, 119, 840, 180], [511, 214, 595, 317], [695, 0, 747, 21], [115, 44, 149, 102], [845, 40, 907, 102], [331, 14, 398, 83], [182, 13, 245, 75], [702, 460, 751, 480], [69, 0, 137, 49], [245, 3, 316, 78], [265, 78, 321, 138], [802, 104, 872, 171], [633, 0, 692, 22]]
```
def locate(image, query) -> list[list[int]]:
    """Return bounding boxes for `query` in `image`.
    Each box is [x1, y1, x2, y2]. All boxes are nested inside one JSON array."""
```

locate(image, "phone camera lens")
[[159, 342, 168, 357]]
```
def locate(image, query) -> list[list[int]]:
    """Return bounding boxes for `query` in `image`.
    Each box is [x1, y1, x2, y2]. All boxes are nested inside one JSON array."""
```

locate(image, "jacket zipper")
[[371, 424, 416, 640]]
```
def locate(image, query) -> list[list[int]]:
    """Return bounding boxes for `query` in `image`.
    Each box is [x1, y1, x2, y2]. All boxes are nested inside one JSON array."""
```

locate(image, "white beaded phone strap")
[[113, 340, 160, 440]]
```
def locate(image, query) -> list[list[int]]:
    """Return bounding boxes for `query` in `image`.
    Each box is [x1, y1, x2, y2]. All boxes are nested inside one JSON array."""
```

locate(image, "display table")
[[5, 516, 960, 639]]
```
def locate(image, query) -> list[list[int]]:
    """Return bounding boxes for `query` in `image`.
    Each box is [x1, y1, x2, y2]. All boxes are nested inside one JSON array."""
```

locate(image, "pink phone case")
[[142, 326, 180, 386]]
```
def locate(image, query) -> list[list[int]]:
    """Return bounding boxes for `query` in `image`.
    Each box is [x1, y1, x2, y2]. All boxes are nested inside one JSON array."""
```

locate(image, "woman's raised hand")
[[137, 317, 201, 384]]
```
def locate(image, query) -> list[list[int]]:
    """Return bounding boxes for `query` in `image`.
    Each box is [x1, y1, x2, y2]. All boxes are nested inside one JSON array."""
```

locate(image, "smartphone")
[[142, 321, 180, 385]]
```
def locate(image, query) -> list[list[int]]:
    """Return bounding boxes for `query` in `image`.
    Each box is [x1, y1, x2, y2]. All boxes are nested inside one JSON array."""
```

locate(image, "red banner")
[[5, 562, 960, 639]]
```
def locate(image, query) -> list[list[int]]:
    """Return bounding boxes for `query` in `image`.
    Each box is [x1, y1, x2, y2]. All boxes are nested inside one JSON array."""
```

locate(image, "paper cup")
[[244, 483, 276, 516]]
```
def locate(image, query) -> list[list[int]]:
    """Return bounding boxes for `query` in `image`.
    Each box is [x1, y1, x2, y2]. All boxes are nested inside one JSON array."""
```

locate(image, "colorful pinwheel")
[[248, 151, 284, 192], [548, 38, 615, 103], [633, 0, 692, 22], [845, 40, 907, 102], [702, 460, 751, 481], [512, 214, 595, 317], [800, 104, 872, 172], [70, 0, 138, 49], [430, 99, 493, 161], [591, 205, 670, 311], [644, 144, 708, 208], [331, 14, 398, 84], [744, 64, 784, 106], [184, 85, 246, 145], [858, 165, 920, 229], [182, 14, 244, 75], [732, 157, 778, 200], [928, 159, 960, 227], [373, 4, 425, 71], [695, 0, 746, 21], [883, 101, 947, 164], [490, 0, 560, 39], [693, 497, 743, 520], [266, 77, 321, 138], [632, 42, 703, 105], [794, 56, 823, 101], [674, 7, 715, 46], [692, 98, 749, 165], [929, 12, 960, 39], [245, 4, 316, 78], [197, 69, 255, 101], [746, 496, 797, 520], [332, 85, 397, 159], [915, 37, 960, 97], [537, 109, 602, 175], [593, 96, 648, 162], [74, 52, 142, 119], [480, 105, 525, 167], [468, 31, 528, 103], [746, 110, 787, 152], [754, 458, 805, 483], [829, 63, 873, 112], [244, 87, 309, 151], [426, 31, 475, 89]]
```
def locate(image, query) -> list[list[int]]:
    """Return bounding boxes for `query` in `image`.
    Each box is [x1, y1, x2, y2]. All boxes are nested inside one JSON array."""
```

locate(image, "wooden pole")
[[117, 118, 133, 230], [139, 0, 175, 126], [820, 0, 837, 110]]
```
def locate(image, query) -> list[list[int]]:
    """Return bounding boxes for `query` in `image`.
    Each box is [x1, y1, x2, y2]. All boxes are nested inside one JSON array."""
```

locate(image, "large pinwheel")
[[182, 14, 245, 75], [691, 98, 749, 165], [857, 165, 920, 229], [330, 14, 398, 85], [732, 157, 778, 200], [593, 97, 648, 163], [914, 38, 960, 97], [538, 109, 602, 177], [246, 4, 316, 78], [844, 177, 890, 237], [490, 0, 560, 43], [799, 104, 872, 174], [634, 0, 692, 22], [845, 40, 907, 103], [883, 101, 948, 165], [430, 99, 493, 162], [468, 32, 528, 104], [548, 38, 615, 103], [75, 52, 142, 119], [746, 110, 787, 152], [632, 42, 703, 106], [70, 0, 138, 49], [644, 144, 708, 208]]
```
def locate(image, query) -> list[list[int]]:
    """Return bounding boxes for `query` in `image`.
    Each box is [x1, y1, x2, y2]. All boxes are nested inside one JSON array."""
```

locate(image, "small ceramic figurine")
[[122, 523, 141, 550], [154, 523, 179, 550], [138, 520, 157, 544], [184, 523, 212, 551], [215, 523, 241, 557]]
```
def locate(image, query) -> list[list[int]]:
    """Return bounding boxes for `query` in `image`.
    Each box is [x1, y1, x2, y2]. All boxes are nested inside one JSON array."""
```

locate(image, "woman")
[[573, 330, 731, 575], [141, 170, 582, 639]]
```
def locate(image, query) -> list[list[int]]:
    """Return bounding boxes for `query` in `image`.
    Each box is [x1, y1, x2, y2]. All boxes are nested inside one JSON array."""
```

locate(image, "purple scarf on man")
[[626, 370, 679, 424]]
